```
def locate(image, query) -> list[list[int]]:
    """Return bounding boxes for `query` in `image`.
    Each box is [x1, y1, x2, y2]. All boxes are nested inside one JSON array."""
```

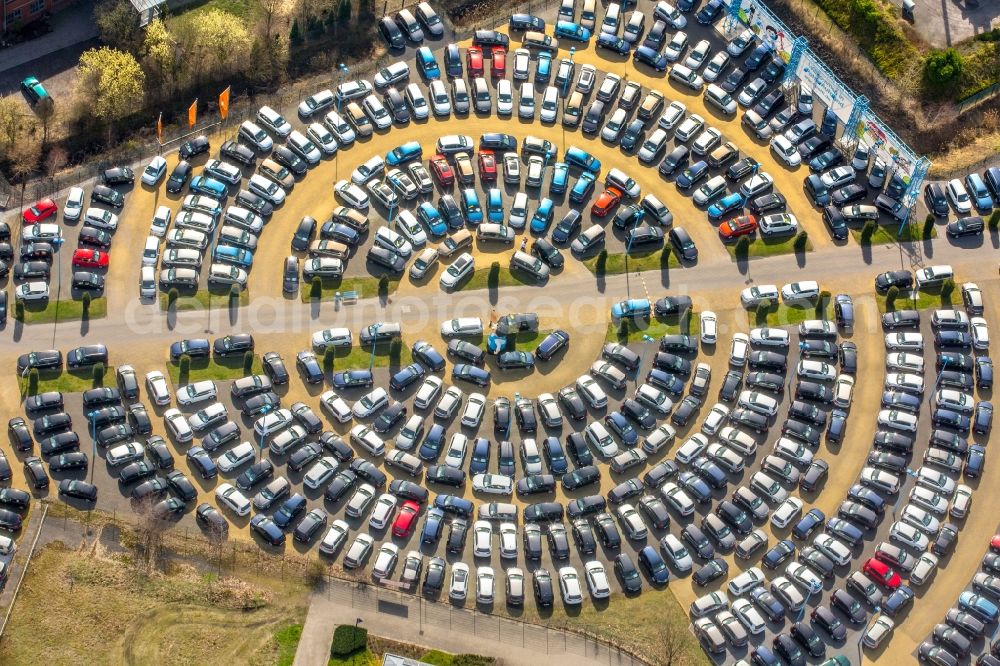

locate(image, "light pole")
[[335, 63, 349, 180], [637, 334, 654, 383], [87, 411, 97, 483], [560, 47, 576, 152], [624, 210, 643, 300], [257, 405, 272, 462], [368, 323, 382, 370]]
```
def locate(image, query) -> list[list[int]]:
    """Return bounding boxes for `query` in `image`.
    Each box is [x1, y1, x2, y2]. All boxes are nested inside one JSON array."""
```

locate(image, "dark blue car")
[[638, 545, 669, 585], [469, 437, 490, 474], [250, 514, 285, 546], [418, 424, 446, 461], [169, 338, 210, 361], [542, 437, 568, 475], [675, 161, 709, 189], [389, 363, 426, 391], [421, 507, 446, 543], [793, 508, 826, 540], [332, 369, 374, 390]]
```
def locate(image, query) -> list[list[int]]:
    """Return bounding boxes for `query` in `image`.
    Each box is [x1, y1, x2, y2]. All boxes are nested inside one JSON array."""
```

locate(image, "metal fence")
[[323, 575, 650, 666]]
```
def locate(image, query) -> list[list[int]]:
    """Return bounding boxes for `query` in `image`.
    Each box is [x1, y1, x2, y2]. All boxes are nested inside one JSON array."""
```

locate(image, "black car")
[[261, 351, 289, 385], [773, 633, 807, 665], [214, 334, 254, 357], [447, 339, 486, 366], [644, 461, 679, 488], [349, 458, 387, 487], [186, 447, 218, 479], [535, 330, 570, 361], [166, 160, 192, 193], [668, 227, 698, 262], [169, 338, 210, 361], [654, 297, 693, 319], [947, 216, 984, 238], [693, 558, 729, 586], [749, 192, 787, 215], [67, 344, 108, 369], [388, 479, 428, 503], [517, 474, 556, 496], [925, 182, 950, 216], [822, 205, 848, 240], [875, 270, 913, 294], [235, 190, 275, 217], [25, 391, 62, 414], [8, 417, 32, 452], [221, 140, 255, 166], [291, 216, 315, 252], [250, 514, 285, 546], [531, 238, 564, 268], [91, 185, 124, 208], [14, 261, 50, 280], [195, 503, 228, 539], [58, 479, 98, 502], [296, 351, 324, 384], [17, 349, 63, 374], [378, 15, 406, 48], [179, 136, 210, 160]]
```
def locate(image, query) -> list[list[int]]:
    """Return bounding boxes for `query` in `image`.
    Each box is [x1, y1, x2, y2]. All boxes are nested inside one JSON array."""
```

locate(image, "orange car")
[[591, 187, 623, 217], [466, 46, 484, 78], [719, 214, 758, 240], [491, 47, 506, 77]]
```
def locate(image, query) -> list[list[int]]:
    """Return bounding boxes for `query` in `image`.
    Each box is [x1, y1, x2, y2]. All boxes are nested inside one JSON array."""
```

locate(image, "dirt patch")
[[444, 0, 512, 27]]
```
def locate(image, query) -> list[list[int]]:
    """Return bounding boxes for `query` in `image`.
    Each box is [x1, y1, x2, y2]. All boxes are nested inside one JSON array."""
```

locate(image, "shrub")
[[289, 18, 303, 47], [595, 249, 608, 276], [323, 347, 335, 371], [242, 350, 254, 373], [167, 287, 178, 306], [81, 291, 92, 313], [178, 354, 191, 384], [453, 656, 495, 666], [924, 48, 964, 93], [617, 320, 629, 344], [793, 230, 809, 251], [923, 214, 935, 238], [487, 261, 500, 290], [330, 625, 367, 656], [378, 275, 390, 300], [941, 278, 956, 299], [886, 285, 899, 309], [14, 301, 23, 321], [27, 368, 39, 395], [230, 284, 241, 300], [310, 276, 322, 300], [389, 339, 402, 366], [92, 362, 105, 385], [735, 235, 751, 260], [861, 221, 877, 244], [990, 210, 1000, 229], [755, 300, 771, 326]]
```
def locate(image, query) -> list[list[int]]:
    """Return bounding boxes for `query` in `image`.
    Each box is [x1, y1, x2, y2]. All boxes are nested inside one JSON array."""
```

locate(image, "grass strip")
[[18, 297, 107, 324]]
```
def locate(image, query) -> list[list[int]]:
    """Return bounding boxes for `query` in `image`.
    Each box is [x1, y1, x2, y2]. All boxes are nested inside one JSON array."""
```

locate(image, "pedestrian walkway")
[[293, 577, 648, 666], [0, 0, 97, 75]]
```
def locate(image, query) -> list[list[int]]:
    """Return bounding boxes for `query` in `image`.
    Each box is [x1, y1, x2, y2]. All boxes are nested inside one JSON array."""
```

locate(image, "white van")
[[141, 236, 159, 267], [256, 105, 292, 138], [139, 266, 156, 299]]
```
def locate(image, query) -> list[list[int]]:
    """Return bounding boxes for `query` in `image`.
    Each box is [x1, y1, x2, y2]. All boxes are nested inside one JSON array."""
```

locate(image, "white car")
[[190, 403, 227, 432], [731, 598, 766, 635], [176, 380, 216, 406], [145, 370, 171, 406], [889, 520, 930, 551], [660, 533, 693, 572], [107, 441, 144, 466], [312, 327, 352, 350], [862, 615, 895, 649], [584, 561, 611, 599], [352, 155, 384, 185], [374, 61, 409, 88], [909, 552, 939, 586], [22, 223, 61, 243], [64, 186, 84, 221], [496, 79, 513, 116], [323, 111, 355, 145], [658, 100, 686, 131], [441, 316, 483, 338], [429, 79, 451, 116], [163, 409, 192, 442], [660, 483, 695, 518], [740, 284, 779, 308], [449, 562, 470, 600], [540, 86, 559, 123], [886, 352, 924, 373], [334, 179, 369, 209], [911, 486, 950, 516], [369, 493, 398, 530], [901, 504, 940, 535], [781, 280, 820, 302], [435, 386, 464, 419], [372, 543, 399, 579], [951, 484, 973, 519], [498, 523, 518, 559], [972, 317, 990, 349], [440, 253, 475, 291], [664, 30, 688, 61], [215, 442, 257, 473], [602, 108, 628, 142], [303, 457, 339, 490], [738, 391, 778, 417], [877, 409, 918, 433], [413, 376, 444, 411], [306, 122, 338, 155], [885, 332, 924, 352], [635, 384, 672, 415], [473, 520, 493, 558], [584, 422, 618, 458], [520, 439, 543, 474], [729, 333, 750, 367], [833, 374, 855, 408], [215, 483, 251, 516], [749, 327, 790, 348], [513, 48, 531, 80], [320, 390, 353, 424], [797, 360, 836, 382], [558, 566, 583, 605], [759, 214, 798, 237], [947, 178, 972, 214], [142, 156, 167, 186], [462, 393, 487, 428], [344, 533, 375, 568], [703, 51, 730, 82], [697, 311, 717, 345], [684, 39, 711, 70], [319, 520, 350, 556], [518, 83, 535, 119], [702, 404, 729, 435], [353, 387, 389, 419], [350, 425, 385, 457], [444, 433, 468, 468], [771, 497, 804, 529], [473, 473, 513, 495], [476, 566, 495, 604]]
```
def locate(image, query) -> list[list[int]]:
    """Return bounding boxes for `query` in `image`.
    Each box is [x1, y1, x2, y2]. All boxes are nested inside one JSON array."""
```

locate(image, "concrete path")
[[0, 0, 97, 75], [293, 577, 644, 666]]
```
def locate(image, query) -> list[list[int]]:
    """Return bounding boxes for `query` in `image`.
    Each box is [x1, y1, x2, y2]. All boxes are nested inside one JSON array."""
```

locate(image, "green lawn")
[[320, 342, 414, 372], [160, 287, 250, 312], [274, 624, 302, 666], [20, 366, 115, 396], [167, 355, 262, 385], [852, 222, 937, 245], [877, 286, 953, 313], [328, 650, 378, 665], [172, 0, 251, 20], [18, 297, 107, 324], [582, 247, 678, 276], [749, 300, 834, 327], [300, 276, 398, 303], [726, 235, 812, 259], [454, 265, 534, 292], [605, 314, 698, 342]]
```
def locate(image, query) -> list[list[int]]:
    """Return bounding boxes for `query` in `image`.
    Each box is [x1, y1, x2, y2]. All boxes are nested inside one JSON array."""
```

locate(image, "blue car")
[[638, 545, 670, 585], [189, 175, 227, 199], [385, 140, 422, 166], [596, 33, 630, 55], [633, 45, 669, 72], [390, 362, 426, 391], [213, 244, 254, 268], [792, 508, 825, 540], [542, 437, 569, 474], [421, 507, 446, 543], [416, 46, 440, 80], [553, 21, 591, 42], [550, 162, 569, 194], [417, 202, 447, 236], [332, 369, 373, 389], [461, 188, 483, 225], [564, 146, 601, 174], [419, 424, 446, 461], [530, 197, 555, 233], [570, 171, 597, 203], [469, 437, 490, 474], [959, 591, 999, 623], [453, 363, 490, 387], [433, 493, 474, 516], [707, 192, 744, 220], [676, 161, 709, 189], [536, 52, 553, 82], [611, 298, 651, 320], [486, 188, 504, 222], [965, 172, 994, 212]]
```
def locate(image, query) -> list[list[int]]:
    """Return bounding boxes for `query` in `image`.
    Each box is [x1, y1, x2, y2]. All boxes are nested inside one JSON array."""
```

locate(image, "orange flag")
[[156, 112, 163, 142], [219, 86, 231, 120], [188, 99, 198, 128]]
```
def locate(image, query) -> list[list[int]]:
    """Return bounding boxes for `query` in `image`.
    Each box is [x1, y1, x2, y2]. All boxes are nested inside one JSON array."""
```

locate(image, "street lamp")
[[560, 47, 577, 152], [257, 405, 272, 462], [624, 210, 643, 299], [368, 323, 382, 370], [87, 411, 97, 483]]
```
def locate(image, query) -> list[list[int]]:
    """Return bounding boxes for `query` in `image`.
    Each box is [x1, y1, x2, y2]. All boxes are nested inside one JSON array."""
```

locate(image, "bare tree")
[[8, 138, 39, 212], [131, 496, 170, 572], [254, 0, 290, 39], [654, 622, 687, 666]]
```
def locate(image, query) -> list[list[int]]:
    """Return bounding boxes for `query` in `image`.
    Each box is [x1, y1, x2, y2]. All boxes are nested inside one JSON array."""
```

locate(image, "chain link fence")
[[324, 575, 651, 666]]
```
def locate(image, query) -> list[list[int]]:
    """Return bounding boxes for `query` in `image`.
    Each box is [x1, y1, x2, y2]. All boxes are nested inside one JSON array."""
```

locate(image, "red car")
[[466, 46, 484, 77], [993, 534, 1000, 553], [430, 154, 455, 187], [719, 214, 758, 240], [591, 187, 623, 217], [22, 198, 57, 224], [490, 47, 506, 77], [478, 149, 497, 181], [863, 557, 901, 590], [72, 249, 109, 269], [391, 500, 421, 538]]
